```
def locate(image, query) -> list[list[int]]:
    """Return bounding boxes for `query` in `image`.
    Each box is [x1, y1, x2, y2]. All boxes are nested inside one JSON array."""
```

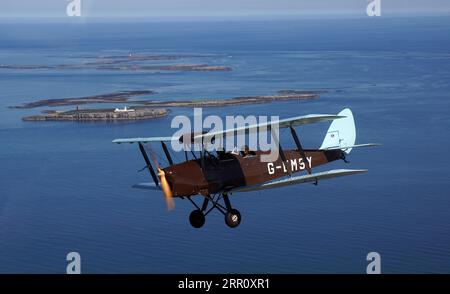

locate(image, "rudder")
[[319, 108, 356, 154]]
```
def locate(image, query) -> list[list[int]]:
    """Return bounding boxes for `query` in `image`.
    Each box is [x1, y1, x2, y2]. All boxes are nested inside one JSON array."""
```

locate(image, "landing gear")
[[189, 210, 205, 228], [222, 194, 241, 228], [225, 209, 241, 228], [186, 193, 241, 228]]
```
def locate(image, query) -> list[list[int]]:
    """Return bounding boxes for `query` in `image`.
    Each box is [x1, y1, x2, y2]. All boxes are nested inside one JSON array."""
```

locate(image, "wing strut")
[[270, 127, 287, 162], [290, 126, 312, 174], [138, 142, 159, 187], [161, 141, 174, 166]]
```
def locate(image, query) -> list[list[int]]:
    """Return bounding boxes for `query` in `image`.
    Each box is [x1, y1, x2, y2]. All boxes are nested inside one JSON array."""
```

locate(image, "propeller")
[[157, 167, 175, 210], [148, 146, 175, 210]]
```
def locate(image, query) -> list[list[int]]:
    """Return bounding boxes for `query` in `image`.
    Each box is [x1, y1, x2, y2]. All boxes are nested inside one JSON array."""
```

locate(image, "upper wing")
[[195, 114, 345, 141], [231, 169, 368, 192], [112, 136, 175, 144], [113, 114, 345, 145]]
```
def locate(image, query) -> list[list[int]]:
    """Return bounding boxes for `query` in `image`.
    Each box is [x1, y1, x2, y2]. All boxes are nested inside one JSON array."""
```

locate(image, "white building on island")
[[114, 106, 135, 113]]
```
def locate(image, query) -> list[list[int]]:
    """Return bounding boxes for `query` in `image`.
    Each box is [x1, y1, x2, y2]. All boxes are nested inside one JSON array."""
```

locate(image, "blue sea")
[[0, 16, 449, 273]]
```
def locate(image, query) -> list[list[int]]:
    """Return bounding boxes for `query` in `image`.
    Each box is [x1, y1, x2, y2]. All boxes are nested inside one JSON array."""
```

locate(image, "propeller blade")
[[158, 167, 175, 210], [146, 145, 175, 210]]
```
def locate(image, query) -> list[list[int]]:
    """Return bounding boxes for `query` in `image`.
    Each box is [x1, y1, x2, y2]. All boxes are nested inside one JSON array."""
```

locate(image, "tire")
[[225, 209, 241, 228], [189, 210, 205, 228]]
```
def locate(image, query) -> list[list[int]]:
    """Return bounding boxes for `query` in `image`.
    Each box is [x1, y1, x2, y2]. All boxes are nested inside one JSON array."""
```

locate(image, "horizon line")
[[1, 12, 450, 23]]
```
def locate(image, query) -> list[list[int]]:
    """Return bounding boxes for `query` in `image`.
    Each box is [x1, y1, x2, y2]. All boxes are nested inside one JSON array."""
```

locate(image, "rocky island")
[[143, 90, 322, 107], [10, 90, 155, 109], [0, 53, 232, 72], [23, 107, 169, 122]]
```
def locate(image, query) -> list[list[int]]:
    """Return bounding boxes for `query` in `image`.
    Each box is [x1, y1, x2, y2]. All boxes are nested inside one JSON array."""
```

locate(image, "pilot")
[[241, 145, 255, 158], [243, 145, 250, 157]]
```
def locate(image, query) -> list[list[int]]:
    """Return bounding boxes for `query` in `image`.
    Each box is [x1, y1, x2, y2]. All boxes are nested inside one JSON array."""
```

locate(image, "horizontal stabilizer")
[[232, 169, 368, 192], [321, 143, 381, 151], [113, 137, 175, 144], [132, 182, 161, 191]]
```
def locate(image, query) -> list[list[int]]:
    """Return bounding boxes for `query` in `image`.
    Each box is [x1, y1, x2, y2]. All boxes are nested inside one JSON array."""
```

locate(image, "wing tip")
[[112, 139, 136, 144], [132, 183, 161, 190]]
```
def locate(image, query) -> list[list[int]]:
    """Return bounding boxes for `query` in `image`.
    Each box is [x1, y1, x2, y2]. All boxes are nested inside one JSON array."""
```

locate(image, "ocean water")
[[0, 17, 450, 273]]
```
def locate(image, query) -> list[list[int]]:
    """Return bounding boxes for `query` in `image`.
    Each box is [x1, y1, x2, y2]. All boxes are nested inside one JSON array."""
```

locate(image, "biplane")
[[113, 108, 378, 228]]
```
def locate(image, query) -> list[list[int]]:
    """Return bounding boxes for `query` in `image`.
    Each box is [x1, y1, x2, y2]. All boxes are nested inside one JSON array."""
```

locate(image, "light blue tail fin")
[[320, 108, 380, 154], [320, 108, 356, 154]]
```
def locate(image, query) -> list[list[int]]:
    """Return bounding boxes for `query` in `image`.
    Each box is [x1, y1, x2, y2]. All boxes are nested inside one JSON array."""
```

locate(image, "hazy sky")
[[1, 0, 450, 18]]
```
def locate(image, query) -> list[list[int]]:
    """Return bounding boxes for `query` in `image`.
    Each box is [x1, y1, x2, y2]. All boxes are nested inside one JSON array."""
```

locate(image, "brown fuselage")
[[163, 149, 343, 197]]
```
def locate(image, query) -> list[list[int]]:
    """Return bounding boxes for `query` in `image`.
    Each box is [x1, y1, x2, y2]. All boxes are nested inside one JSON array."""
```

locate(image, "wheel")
[[189, 210, 205, 228], [225, 209, 241, 228]]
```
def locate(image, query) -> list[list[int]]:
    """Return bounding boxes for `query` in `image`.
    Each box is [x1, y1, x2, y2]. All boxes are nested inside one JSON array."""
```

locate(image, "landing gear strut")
[[222, 194, 241, 228], [186, 193, 241, 229]]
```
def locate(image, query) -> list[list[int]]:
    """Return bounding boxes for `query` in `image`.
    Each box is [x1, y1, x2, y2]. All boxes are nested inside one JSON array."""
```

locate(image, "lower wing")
[[131, 169, 367, 194], [231, 169, 368, 192]]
